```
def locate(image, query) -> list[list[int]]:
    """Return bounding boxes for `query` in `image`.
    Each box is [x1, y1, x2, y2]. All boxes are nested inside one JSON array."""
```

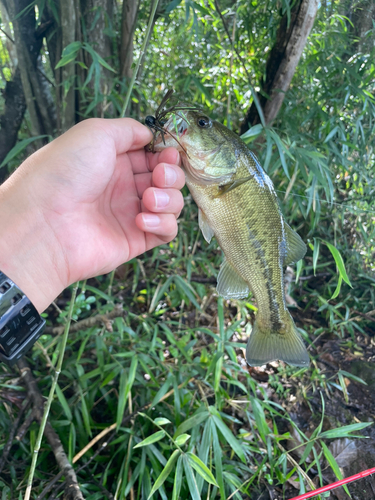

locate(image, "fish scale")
[[152, 108, 310, 367]]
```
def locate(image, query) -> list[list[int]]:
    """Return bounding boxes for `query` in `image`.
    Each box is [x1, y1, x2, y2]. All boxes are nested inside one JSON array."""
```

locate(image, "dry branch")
[[44, 304, 124, 335]]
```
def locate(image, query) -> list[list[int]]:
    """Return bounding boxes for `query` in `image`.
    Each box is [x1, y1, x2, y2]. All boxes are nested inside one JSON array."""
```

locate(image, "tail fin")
[[246, 315, 309, 367]]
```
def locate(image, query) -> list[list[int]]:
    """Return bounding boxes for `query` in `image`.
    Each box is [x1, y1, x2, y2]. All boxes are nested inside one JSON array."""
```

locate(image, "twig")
[[0, 397, 30, 474], [0, 26, 15, 43], [22, 283, 83, 500], [35, 471, 64, 500], [44, 304, 123, 335], [16, 408, 37, 441], [121, 0, 160, 117]]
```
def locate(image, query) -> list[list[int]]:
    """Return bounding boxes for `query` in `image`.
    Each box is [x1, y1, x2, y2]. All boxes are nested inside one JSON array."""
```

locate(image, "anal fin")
[[217, 258, 249, 299]]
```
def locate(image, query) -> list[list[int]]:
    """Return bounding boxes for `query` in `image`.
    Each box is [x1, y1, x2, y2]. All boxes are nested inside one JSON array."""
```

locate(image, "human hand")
[[0, 118, 184, 312]]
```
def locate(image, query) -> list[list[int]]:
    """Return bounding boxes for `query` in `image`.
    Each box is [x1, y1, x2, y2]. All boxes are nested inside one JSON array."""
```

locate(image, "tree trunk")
[[81, 0, 115, 117], [120, 0, 139, 79], [240, 0, 319, 134], [60, 0, 77, 131], [4, 0, 57, 137], [0, 68, 26, 182]]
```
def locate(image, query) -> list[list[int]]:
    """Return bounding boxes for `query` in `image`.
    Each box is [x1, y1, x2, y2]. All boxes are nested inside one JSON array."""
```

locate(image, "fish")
[[150, 108, 309, 367]]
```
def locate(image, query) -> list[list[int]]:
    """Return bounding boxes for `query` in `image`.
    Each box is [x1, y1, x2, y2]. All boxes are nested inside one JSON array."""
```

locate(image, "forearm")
[[0, 178, 64, 313]]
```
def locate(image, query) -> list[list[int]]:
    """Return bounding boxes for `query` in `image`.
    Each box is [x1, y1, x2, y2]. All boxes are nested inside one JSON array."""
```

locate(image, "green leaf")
[[116, 369, 127, 429], [55, 383, 72, 421], [183, 455, 201, 500], [320, 422, 372, 439], [154, 417, 171, 426], [148, 449, 180, 499], [166, 0, 183, 13], [324, 241, 352, 287], [172, 455, 184, 500], [0, 136, 48, 168], [186, 452, 218, 486], [312, 238, 320, 275], [211, 420, 225, 499], [331, 274, 343, 300], [209, 407, 246, 463], [55, 41, 82, 68], [321, 441, 350, 496], [175, 433, 191, 446], [134, 430, 166, 449], [174, 410, 209, 437]]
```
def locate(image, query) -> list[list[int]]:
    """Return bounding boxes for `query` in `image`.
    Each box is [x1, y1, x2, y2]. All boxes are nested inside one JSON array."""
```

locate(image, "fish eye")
[[197, 116, 212, 128]]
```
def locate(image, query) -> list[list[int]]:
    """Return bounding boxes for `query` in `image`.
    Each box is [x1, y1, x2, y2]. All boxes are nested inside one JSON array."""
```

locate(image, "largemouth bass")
[[151, 109, 309, 367]]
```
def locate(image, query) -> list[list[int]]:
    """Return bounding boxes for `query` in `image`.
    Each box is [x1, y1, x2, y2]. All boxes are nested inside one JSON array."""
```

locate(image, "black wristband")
[[0, 271, 46, 366]]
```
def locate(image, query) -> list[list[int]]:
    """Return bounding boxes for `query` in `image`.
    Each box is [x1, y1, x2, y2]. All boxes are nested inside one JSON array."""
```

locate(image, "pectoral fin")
[[215, 176, 253, 197], [198, 209, 215, 243], [283, 222, 307, 266], [217, 258, 249, 299]]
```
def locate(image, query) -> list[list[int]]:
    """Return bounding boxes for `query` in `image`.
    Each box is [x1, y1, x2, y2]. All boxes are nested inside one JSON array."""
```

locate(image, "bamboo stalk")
[[121, 0, 160, 118], [24, 283, 79, 500]]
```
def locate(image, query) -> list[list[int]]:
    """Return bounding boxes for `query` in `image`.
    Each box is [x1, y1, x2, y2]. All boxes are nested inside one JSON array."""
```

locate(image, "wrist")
[[0, 178, 65, 313]]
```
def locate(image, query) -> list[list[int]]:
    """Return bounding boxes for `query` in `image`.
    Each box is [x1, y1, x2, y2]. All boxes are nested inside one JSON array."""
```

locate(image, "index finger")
[[106, 118, 153, 154]]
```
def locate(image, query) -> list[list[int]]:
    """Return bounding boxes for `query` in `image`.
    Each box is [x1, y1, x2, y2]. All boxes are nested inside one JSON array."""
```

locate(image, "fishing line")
[[275, 189, 375, 215]]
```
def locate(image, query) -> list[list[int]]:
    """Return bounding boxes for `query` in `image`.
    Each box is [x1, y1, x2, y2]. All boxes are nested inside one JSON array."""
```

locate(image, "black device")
[[0, 271, 45, 366]]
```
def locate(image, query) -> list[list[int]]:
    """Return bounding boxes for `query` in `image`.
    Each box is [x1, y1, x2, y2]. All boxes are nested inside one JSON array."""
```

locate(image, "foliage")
[[0, 0, 375, 498]]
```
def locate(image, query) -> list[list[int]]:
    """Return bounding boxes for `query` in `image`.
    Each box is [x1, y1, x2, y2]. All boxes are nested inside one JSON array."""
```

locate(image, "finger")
[[142, 187, 184, 215], [152, 163, 185, 189], [135, 213, 178, 241], [127, 147, 180, 175], [134, 163, 185, 199], [146, 147, 180, 171], [107, 118, 153, 154]]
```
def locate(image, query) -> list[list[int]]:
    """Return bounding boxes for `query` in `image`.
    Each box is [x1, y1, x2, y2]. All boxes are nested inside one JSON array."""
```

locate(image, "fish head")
[[152, 108, 239, 185]]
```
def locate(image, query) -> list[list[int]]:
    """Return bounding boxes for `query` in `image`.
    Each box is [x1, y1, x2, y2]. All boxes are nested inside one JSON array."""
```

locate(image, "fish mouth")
[[152, 115, 189, 152]]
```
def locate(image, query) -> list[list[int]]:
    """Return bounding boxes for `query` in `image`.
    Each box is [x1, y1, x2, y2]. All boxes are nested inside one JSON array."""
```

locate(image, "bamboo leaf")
[[134, 430, 166, 449], [148, 449, 181, 499], [175, 433, 191, 446], [55, 383, 72, 421], [183, 455, 201, 500], [324, 241, 352, 287], [172, 455, 184, 500], [186, 452, 218, 486], [210, 407, 246, 463], [0, 136, 48, 168]]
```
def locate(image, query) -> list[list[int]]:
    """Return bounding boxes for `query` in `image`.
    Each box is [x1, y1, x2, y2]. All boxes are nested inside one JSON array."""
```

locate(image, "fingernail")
[[154, 189, 170, 208], [142, 214, 161, 228], [164, 164, 177, 186]]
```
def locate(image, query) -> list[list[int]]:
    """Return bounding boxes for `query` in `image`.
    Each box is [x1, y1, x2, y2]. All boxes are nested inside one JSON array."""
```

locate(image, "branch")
[[44, 304, 124, 335], [17, 359, 84, 500], [0, 397, 30, 475]]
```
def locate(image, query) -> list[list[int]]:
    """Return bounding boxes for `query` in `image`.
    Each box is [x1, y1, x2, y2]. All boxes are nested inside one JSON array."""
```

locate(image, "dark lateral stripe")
[[248, 227, 283, 332]]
